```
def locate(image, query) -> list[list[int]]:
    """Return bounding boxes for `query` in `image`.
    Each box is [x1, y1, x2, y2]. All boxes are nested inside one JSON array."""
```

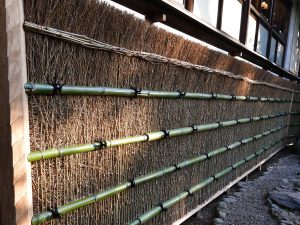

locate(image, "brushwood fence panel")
[[24, 0, 300, 224]]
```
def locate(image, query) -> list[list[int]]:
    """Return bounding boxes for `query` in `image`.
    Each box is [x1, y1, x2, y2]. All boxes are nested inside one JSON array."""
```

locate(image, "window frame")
[[112, 0, 298, 80], [184, 0, 291, 66]]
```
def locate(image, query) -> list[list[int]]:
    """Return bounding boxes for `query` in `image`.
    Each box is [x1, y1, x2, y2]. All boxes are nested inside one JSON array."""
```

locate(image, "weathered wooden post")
[[0, 0, 32, 224]]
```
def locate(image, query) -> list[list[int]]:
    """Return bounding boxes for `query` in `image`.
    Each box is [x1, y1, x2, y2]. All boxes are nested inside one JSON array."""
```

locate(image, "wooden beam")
[[240, 0, 251, 44], [185, 0, 194, 12], [216, 0, 224, 30]]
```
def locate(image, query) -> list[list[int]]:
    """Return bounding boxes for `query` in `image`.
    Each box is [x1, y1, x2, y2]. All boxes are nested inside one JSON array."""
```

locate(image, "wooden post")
[[145, 13, 167, 23], [0, 0, 33, 225]]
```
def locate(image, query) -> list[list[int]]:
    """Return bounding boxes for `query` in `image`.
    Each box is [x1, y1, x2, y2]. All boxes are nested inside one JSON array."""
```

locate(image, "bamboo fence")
[[31, 125, 286, 225], [23, 0, 300, 224]]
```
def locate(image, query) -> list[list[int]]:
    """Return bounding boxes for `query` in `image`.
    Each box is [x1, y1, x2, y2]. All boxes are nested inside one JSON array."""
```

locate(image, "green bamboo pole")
[[27, 112, 290, 162], [290, 123, 300, 126], [128, 139, 283, 225], [24, 82, 291, 102], [31, 125, 285, 224]]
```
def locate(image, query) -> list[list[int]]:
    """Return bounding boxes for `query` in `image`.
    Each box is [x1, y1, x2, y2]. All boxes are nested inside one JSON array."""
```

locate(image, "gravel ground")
[[183, 150, 300, 225], [223, 154, 300, 225]]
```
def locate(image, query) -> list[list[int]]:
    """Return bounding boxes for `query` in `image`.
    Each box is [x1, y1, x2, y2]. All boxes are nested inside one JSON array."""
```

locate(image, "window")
[[246, 14, 256, 50], [276, 42, 284, 66], [269, 37, 276, 63], [256, 23, 268, 57], [184, 0, 292, 68], [193, 0, 219, 27], [289, 23, 300, 75], [221, 0, 242, 40], [247, 0, 291, 65]]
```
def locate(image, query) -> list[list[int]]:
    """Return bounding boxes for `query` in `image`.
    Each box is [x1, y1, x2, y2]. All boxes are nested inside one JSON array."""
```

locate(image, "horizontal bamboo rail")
[[31, 125, 285, 225], [289, 123, 300, 126], [24, 82, 291, 102], [128, 138, 284, 225], [27, 112, 290, 162]]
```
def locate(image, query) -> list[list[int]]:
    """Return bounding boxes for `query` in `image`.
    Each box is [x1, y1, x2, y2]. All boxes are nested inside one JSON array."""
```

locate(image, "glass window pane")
[[290, 24, 300, 74], [290, 48, 300, 75], [276, 42, 284, 66], [269, 37, 276, 63], [221, 0, 242, 40], [246, 14, 257, 50], [256, 23, 268, 57], [193, 0, 219, 27]]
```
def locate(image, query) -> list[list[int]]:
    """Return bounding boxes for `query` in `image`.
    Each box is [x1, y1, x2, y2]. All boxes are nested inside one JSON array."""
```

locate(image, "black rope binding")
[[48, 207, 60, 219], [212, 175, 218, 181], [191, 125, 197, 132], [49, 82, 64, 95], [249, 117, 254, 122], [157, 203, 167, 212], [217, 122, 223, 128], [94, 139, 107, 150], [211, 93, 217, 99], [231, 165, 236, 170], [184, 189, 193, 196], [128, 178, 136, 188], [205, 152, 211, 159], [246, 96, 251, 101], [173, 164, 181, 171], [231, 95, 236, 100], [161, 130, 170, 138], [177, 91, 186, 98], [130, 87, 142, 97]]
